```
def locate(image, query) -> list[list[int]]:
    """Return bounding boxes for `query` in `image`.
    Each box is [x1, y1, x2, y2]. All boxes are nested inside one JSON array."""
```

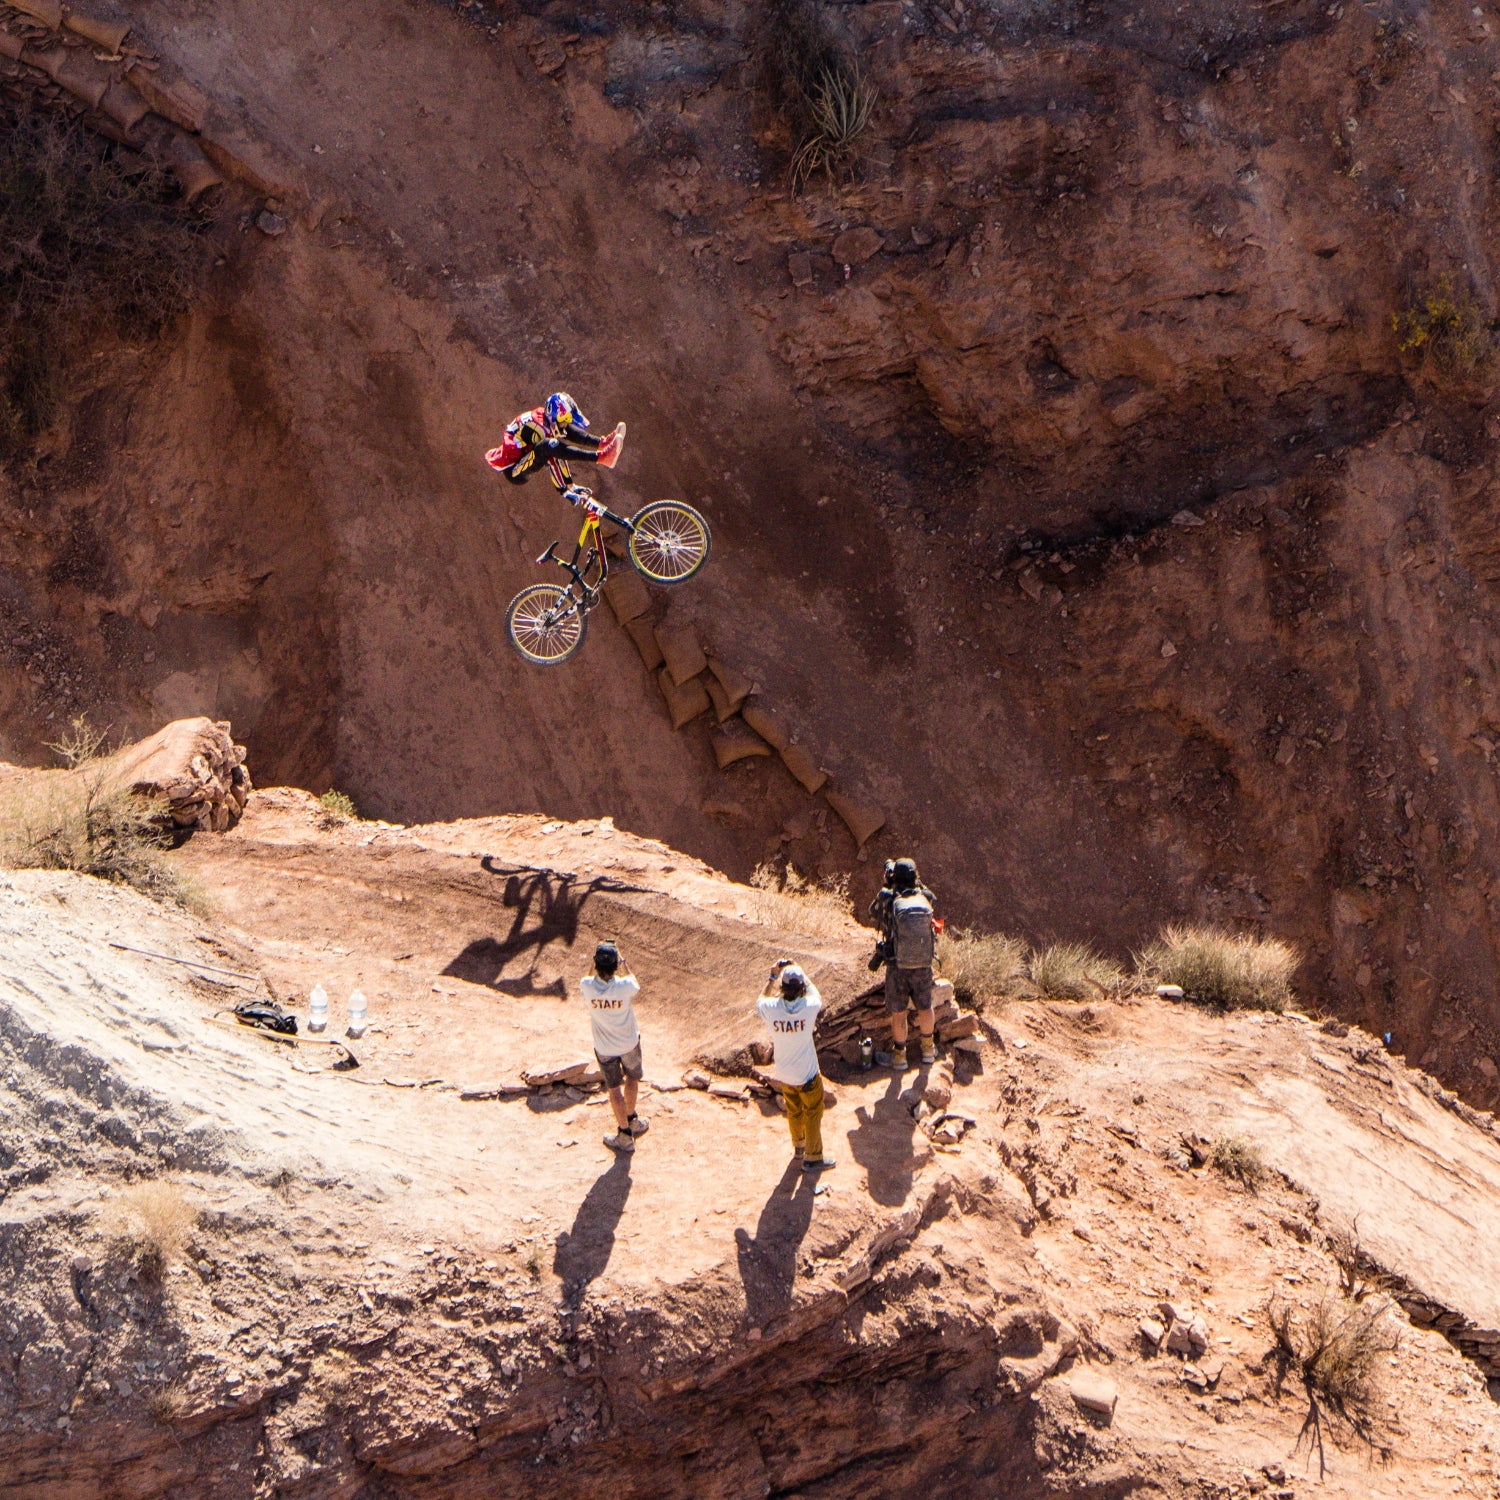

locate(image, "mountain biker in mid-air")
[[485, 392, 626, 503]]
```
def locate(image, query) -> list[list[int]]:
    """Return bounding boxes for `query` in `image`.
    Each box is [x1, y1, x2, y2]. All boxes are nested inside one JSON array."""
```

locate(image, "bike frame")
[[534, 492, 636, 613]]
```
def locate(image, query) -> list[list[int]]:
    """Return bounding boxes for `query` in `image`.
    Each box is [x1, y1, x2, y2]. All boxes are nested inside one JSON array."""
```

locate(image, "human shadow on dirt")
[[553, 1152, 633, 1304], [846, 1070, 921, 1208], [734, 1159, 817, 1329], [441, 861, 651, 996]]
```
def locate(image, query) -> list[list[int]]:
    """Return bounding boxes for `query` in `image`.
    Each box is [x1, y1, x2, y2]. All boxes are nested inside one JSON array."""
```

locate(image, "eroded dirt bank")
[[3, 801, 1500, 1496], [6, 0, 1500, 1098]]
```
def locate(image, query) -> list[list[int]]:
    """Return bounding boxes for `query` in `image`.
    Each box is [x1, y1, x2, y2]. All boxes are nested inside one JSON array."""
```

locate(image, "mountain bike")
[[505, 487, 711, 665]]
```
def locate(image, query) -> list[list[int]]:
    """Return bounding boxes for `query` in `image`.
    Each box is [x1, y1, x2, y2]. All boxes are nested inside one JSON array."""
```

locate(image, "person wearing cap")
[[756, 959, 834, 1172], [580, 940, 648, 1153], [868, 856, 939, 1070]]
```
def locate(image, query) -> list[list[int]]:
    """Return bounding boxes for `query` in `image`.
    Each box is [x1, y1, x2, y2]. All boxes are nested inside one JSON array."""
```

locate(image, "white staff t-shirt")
[[755, 983, 823, 1087], [580, 973, 641, 1059]]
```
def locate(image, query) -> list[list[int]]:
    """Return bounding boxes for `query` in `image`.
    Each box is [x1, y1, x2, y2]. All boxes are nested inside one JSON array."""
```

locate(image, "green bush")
[[0, 107, 203, 456], [1139, 924, 1297, 1011], [318, 789, 359, 824], [1210, 1133, 1266, 1190]]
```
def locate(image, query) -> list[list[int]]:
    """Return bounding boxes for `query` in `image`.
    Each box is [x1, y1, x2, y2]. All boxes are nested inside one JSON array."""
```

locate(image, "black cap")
[[594, 941, 619, 976]]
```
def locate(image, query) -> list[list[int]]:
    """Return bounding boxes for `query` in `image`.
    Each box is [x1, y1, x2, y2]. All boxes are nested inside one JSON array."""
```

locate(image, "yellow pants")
[[780, 1074, 825, 1160]]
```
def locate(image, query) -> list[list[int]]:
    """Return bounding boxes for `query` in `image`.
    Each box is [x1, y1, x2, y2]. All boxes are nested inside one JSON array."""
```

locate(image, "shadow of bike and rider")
[[441, 856, 653, 997]]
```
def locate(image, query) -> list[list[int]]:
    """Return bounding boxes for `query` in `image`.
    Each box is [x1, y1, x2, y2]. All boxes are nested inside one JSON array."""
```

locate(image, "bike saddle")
[[536, 540, 560, 566]]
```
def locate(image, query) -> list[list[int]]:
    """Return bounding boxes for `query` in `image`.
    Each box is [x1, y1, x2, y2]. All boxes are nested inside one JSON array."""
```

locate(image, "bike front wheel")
[[506, 584, 589, 665], [627, 500, 711, 585]]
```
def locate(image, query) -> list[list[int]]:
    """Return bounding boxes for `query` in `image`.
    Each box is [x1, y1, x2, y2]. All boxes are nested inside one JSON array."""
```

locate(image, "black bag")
[[233, 999, 298, 1036]]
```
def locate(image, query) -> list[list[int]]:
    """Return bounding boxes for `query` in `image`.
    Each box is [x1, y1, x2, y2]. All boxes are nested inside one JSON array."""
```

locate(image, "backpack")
[[891, 891, 935, 969], [232, 999, 298, 1036]]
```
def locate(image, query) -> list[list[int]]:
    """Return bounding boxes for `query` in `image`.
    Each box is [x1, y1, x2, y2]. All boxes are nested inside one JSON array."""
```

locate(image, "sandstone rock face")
[[104, 718, 252, 833]]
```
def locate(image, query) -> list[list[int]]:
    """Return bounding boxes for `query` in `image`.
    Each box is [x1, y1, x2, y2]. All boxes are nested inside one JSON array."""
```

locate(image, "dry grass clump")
[[1210, 1133, 1266, 1191], [791, 67, 876, 192], [0, 717, 200, 909], [762, 0, 876, 193], [1138, 924, 1297, 1011], [317, 788, 359, 826], [0, 107, 203, 458], [747, 861, 853, 938], [1267, 1293, 1399, 1462], [1028, 941, 1123, 1000], [99, 1178, 198, 1282], [148, 1382, 194, 1424], [1393, 274, 1496, 387], [936, 926, 1027, 1007]]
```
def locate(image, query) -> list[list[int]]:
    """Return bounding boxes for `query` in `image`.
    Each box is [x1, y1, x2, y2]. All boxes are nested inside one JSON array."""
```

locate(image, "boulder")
[[711, 719, 772, 769], [1138, 1317, 1166, 1348], [102, 718, 252, 832], [922, 1067, 954, 1111], [1069, 1369, 1118, 1419], [779, 742, 828, 794], [657, 669, 710, 729], [655, 622, 708, 686], [832, 226, 884, 265], [1165, 1313, 1210, 1357]]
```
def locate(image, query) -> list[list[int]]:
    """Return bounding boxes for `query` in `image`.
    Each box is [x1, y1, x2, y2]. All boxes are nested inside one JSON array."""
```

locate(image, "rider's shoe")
[[596, 422, 626, 469]]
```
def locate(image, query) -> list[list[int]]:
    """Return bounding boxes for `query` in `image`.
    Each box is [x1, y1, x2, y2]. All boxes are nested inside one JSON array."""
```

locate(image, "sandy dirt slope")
[[6, 808, 1500, 1494]]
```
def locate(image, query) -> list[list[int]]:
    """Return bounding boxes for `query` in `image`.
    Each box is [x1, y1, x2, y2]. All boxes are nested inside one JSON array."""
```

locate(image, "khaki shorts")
[[597, 1042, 644, 1089], [885, 965, 934, 1015]]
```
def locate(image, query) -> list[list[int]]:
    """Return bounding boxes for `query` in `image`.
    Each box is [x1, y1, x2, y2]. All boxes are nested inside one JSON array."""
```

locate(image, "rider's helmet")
[[891, 857, 918, 893], [544, 392, 589, 435]]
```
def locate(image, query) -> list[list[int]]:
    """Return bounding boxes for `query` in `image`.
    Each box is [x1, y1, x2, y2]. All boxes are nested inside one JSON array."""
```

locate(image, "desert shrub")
[[1392, 275, 1497, 386], [1210, 1133, 1266, 1190], [0, 107, 204, 457], [791, 67, 877, 191], [936, 926, 1027, 1007], [99, 1179, 198, 1281], [318, 788, 359, 825], [761, 0, 876, 192], [748, 862, 853, 939], [0, 717, 199, 909], [1138, 924, 1297, 1011], [1028, 941, 1123, 1000], [1267, 1293, 1399, 1459], [149, 1382, 193, 1423]]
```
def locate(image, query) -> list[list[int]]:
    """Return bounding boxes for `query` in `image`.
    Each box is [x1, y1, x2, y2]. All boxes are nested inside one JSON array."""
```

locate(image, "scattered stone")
[[922, 1066, 954, 1112], [1160, 638, 1178, 659], [256, 209, 287, 236], [1138, 1316, 1165, 1347], [460, 1081, 529, 1101], [71, 1253, 93, 1274], [523, 1061, 602, 1088], [831, 226, 883, 265], [1155, 984, 1184, 999], [1165, 1313, 1210, 1357], [1170, 509, 1206, 527], [1069, 1368, 1118, 1419], [683, 1069, 711, 1090], [953, 1035, 984, 1056], [708, 1082, 749, 1101]]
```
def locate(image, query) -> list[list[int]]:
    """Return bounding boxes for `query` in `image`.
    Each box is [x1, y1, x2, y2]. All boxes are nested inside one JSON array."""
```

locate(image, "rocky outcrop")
[[102, 717, 252, 832]]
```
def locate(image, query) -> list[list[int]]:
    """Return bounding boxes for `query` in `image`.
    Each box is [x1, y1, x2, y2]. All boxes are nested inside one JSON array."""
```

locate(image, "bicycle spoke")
[[630, 503, 709, 582]]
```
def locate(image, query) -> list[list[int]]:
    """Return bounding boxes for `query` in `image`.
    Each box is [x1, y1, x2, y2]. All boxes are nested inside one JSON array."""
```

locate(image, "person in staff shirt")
[[756, 960, 835, 1173], [581, 940, 649, 1153]]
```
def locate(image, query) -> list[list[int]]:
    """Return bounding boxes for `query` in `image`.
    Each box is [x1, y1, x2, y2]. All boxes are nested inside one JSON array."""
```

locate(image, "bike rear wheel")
[[506, 584, 589, 665], [628, 500, 711, 585]]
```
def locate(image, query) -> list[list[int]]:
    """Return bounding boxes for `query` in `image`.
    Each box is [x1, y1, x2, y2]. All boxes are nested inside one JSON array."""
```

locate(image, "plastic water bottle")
[[859, 1037, 874, 1071], [347, 989, 368, 1039], [308, 983, 329, 1033]]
